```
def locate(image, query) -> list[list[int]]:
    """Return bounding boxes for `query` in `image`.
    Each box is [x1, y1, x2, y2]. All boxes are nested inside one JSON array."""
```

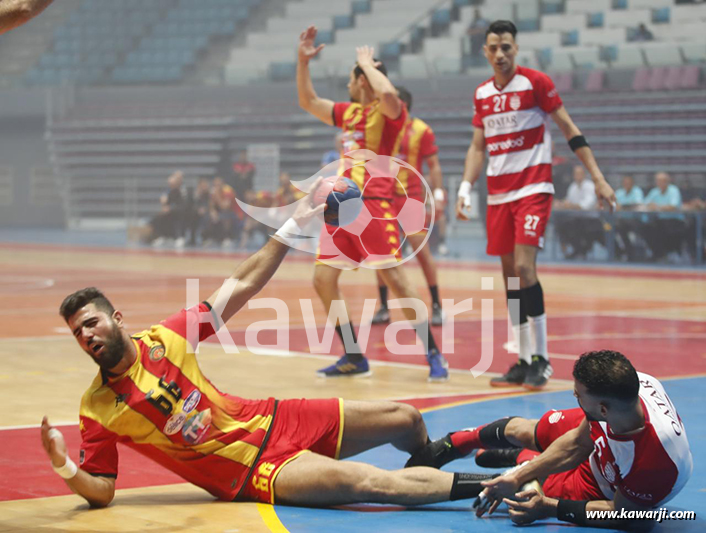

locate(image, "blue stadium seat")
[[652, 8, 670, 24], [588, 13, 604, 28]]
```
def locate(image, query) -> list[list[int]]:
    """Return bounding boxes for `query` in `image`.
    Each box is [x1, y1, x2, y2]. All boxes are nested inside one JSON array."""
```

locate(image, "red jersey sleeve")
[[533, 72, 563, 114], [419, 127, 438, 159], [385, 101, 409, 131], [160, 302, 218, 345], [333, 102, 352, 128], [472, 92, 484, 129], [79, 415, 119, 477]]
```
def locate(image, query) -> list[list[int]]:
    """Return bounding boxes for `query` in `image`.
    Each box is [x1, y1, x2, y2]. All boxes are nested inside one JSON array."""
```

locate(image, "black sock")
[[478, 417, 517, 449], [429, 285, 440, 307], [378, 285, 388, 309], [507, 289, 527, 326], [335, 323, 363, 362], [413, 321, 439, 354], [449, 472, 499, 501], [521, 282, 545, 318]]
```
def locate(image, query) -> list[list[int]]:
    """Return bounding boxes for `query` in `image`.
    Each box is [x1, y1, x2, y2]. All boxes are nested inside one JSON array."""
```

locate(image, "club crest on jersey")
[[149, 345, 166, 362], [182, 408, 212, 445], [182, 390, 201, 414], [164, 412, 186, 435], [549, 411, 563, 424], [603, 462, 617, 484], [510, 94, 521, 111]]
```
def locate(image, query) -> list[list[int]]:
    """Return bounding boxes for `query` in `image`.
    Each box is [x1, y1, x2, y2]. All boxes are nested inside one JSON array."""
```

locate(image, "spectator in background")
[[239, 190, 274, 250], [554, 166, 603, 259], [202, 177, 242, 248], [149, 171, 186, 248], [641, 172, 687, 261], [231, 149, 256, 200], [631, 23, 654, 42], [551, 140, 572, 198], [614, 175, 644, 261], [681, 175, 706, 211], [321, 133, 344, 167], [185, 177, 212, 246], [466, 8, 490, 58]]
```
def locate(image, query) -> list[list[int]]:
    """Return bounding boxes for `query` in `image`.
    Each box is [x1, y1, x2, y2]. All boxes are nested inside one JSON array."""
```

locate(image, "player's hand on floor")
[[503, 489, 552, 525], [298, 26, 324, 62], [474, 487, 504, 517], [596, 180, 617, 212], [477, 472, 521, 514], [41, 416, 68, 467]]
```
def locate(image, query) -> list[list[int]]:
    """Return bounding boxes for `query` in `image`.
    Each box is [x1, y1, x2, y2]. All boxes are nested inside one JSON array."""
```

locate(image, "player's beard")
[[581, 406, 600, 422], [94, 322, 128, 372]]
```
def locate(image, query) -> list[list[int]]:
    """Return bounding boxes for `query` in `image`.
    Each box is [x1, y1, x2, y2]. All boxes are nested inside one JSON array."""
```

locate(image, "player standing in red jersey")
[[407, 350, 693, 530], [456, 21, 616, 390], [0, 0, 54, 34], [297, 26, 449, 381]]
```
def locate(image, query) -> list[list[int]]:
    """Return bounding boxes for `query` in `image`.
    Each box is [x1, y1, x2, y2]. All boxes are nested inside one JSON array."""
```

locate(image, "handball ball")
[[313, 176, 363, 227]]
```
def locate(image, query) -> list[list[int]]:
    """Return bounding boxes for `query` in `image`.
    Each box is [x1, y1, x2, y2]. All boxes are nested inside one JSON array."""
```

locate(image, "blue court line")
[[273, 377, 706, 533]]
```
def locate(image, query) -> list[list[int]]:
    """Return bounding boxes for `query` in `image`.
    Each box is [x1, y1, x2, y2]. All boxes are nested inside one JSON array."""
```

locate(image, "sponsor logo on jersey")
[[603, 462, 617, 484], [549, 412, 563, 424], [182, 408, 212, 445], [182, 390, 201, 414], [547, 88, 558, 99], [624, 487, 653, 501], [149, 345, 166, 362], [485, 114, 518, 130], [487, 136, 525, 154], [164, 412, 187, 435], [510, 94, 521, 110]]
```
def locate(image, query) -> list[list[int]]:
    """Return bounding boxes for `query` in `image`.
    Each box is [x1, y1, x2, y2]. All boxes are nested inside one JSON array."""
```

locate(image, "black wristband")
[[557, 499, 589, 525], [568, 135, 589, 152]]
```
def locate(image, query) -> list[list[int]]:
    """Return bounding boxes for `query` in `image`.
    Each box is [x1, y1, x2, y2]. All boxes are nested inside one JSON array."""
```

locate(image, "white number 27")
[[524, 215, 540, 230]]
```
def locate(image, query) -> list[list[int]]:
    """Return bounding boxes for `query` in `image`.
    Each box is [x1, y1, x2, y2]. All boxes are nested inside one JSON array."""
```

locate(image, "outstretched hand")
[[504, 489, 553, 525], [292, 176, 327, 226], [355, 46, 379, 69], [40, 416, 68, 468], [298, 26, 324, 63]]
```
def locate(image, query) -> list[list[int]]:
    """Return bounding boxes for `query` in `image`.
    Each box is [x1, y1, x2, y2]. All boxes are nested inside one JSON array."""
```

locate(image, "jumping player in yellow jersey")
[[371, 87, 447, 327], [297, 26, 449, 381], [0, 0, 54, 34], [40, 182, 496, 508]]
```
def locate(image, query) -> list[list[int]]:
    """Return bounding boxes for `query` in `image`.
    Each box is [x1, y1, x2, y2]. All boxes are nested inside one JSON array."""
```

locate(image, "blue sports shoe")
[[427, 350, 449, 382], [317, 355, 372, 378]]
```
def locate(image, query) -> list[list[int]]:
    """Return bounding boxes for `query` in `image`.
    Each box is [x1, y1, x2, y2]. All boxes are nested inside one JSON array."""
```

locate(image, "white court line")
[[0, 421, 76, 431]]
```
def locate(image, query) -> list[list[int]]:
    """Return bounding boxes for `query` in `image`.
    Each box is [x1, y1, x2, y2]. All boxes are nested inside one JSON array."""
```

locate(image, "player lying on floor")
[[40, 179, 495, 509], [406, 351, 693, 530]]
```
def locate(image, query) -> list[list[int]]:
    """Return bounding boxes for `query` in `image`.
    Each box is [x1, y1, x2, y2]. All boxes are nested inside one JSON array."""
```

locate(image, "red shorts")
[[391, 192, 428, 236], [486, 193, 552, 256], [316, 198, 402, 268], [535, 408, 604, 501], [239, 398, 343, 504]]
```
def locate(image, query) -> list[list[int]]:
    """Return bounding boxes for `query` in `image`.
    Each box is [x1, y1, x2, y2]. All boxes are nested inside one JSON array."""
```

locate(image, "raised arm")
[[355, 46, 401, 120], [456, 126, 486, 220], [551, 106, 616, 210], [0, 0, 54, 34], [40, 417, 115, 508], [297, 26, 335, 125], [206, 179, 325, 324]]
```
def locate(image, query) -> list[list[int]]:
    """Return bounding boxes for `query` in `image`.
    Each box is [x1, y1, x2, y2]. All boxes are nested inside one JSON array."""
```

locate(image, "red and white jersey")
[[588, 372, 693, 507], [472, 66, 563, 205]]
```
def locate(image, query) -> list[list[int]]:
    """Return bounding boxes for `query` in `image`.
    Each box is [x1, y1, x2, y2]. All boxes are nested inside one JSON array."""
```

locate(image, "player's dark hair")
[[354, 58, 387, 79], [60, 287, 115, 321], [396, 86, 412, 112], [573, 350, 640, 402], [486, 20, 517, 40]]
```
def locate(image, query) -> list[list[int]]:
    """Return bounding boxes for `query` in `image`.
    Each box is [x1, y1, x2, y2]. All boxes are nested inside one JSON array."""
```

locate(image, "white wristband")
[[458, 180, 472, 207], [52, 457, 78, 479], [433, 188, 445, 202], [274, 217, 303, 247]]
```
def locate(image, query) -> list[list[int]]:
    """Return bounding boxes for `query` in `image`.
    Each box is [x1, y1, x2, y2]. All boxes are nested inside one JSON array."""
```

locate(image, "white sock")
[[512, 323, 532, 364], [506, 315, 519, 353], [529, 313, 548, 360]]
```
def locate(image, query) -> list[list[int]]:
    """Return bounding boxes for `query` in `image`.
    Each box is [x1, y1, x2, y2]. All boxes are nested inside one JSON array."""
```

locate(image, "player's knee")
[[397, 403, 424, 433], [313, 271, 331, 297], [514, 261, 536, 285]]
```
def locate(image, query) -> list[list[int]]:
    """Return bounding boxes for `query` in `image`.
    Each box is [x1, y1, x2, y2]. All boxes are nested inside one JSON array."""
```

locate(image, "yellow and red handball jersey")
[[333, 100, 408, 198], [78, 303, 276, 501], [394, 117, 438, 200]]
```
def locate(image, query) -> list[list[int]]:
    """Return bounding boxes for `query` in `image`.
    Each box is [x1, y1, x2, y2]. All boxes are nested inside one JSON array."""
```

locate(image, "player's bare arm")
[[456, 126, 486, 220], [0, 0, 53, 34], [426, 153, 445, 208], [478, 418, 594, 516], [40, 416, 116, 508], [355, 46, 401, 120], [551, 106, 617, 209], [296, 26, 335, 125], [207, 178, 326, 323], [504, 486, 656, 531]]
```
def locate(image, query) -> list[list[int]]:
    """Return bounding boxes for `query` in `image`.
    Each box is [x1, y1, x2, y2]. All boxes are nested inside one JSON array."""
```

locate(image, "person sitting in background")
[[641, 172, 687, 261], [321, 133, 344, 167], [202, 177, 242, 248], [185, 177, 212, 246], [274, 171, 306, 207], [149, 171, 186, 248], [231, 149, 256, 201], [614, 175, 644, 261], [631, 23, 654, 42], [239, 190, 274, 250], [554, 166, 602, 260], [681, 175, 706, 261]]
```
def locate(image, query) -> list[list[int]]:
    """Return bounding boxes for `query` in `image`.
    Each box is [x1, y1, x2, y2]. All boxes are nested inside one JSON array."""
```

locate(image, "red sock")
[[449, 426, 485, 455], [517, 449, 540, 464]]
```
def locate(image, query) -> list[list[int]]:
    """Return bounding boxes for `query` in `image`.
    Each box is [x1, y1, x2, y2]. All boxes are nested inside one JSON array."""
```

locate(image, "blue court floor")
[[274, 377, 706, 532]]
